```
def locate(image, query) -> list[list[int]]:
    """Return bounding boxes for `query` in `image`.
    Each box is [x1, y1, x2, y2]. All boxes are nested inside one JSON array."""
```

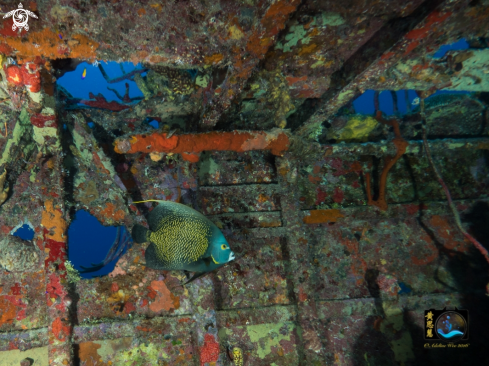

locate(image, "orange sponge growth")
[[0, 296, 16, 327], [3, 28, 98, 61], [303, 209, 345, 224], [114, 129, 289, 161], [41, 199, 67, 243]]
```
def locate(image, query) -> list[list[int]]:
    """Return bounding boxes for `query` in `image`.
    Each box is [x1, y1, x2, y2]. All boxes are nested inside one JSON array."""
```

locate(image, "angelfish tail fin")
[[132, 224, 149, 244]]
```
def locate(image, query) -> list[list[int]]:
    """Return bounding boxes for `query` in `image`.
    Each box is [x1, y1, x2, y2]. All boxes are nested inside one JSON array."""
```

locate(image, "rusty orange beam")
[[303, 209, 345, 224], [365, 111, 408, 211], [114, 129, 290, 162]]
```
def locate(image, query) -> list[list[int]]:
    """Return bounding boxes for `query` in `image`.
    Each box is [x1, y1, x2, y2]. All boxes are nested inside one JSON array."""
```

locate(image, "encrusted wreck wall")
[[0, 0, 489, 365]]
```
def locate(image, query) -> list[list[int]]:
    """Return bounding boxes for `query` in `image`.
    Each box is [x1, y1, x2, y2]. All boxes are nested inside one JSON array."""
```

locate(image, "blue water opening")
[[397, 281, 412, 295], [428, 90, 471, 98], [57, 61, 145, 103], [68, 210, 130, 279], [433, 38, 469, 59], [353, 89, 419, 115], [353, 90, 376, 115], [378, 91, 394, 116], [148, 120, 159, 129], [12, 224, 35, 241]]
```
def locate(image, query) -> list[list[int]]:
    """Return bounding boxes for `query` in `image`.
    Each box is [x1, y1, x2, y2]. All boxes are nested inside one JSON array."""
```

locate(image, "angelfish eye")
[[221, 244, 227, 250]]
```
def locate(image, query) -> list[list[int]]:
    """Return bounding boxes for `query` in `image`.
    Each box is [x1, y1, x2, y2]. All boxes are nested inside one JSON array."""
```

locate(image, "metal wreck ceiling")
[[0, 0, 488, 365]]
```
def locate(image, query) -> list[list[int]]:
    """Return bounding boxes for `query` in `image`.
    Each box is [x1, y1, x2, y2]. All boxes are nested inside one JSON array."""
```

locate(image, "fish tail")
[[132, 224, 149, 243]]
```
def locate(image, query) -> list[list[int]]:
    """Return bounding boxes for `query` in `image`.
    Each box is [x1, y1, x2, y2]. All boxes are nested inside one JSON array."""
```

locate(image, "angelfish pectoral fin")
[[184, 271, 208, 285]]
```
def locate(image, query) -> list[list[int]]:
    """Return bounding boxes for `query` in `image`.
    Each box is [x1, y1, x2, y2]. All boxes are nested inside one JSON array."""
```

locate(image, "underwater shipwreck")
[[0, 0, 489, 365]]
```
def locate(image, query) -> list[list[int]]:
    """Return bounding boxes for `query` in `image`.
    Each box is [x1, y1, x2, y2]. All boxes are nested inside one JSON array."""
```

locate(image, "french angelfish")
[[132, 200, 235, 284]]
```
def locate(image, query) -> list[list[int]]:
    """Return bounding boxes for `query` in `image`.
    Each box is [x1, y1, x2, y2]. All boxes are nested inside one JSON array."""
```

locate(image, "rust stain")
[[78, 341, 106, 366], [0, 296, 16, 326], [204, 53, 224, 65], [303, 209, 345, 224], [100, 203, 125, 222], [430, 215, 471, 252], [366, 112, 408, 211]]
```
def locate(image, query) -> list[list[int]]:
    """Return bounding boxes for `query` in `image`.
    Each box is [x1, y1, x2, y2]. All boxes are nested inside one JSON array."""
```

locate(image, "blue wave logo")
[[437, 329, 464, 339]]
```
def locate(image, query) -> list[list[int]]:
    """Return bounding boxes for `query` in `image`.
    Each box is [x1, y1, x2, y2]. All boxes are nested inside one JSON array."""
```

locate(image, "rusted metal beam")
[[0, 329, 49, 351], [200, 0, 301, 128], [296, 0, 471, 140], [28, 63, 73, 366], [321, 137, 489, 158]]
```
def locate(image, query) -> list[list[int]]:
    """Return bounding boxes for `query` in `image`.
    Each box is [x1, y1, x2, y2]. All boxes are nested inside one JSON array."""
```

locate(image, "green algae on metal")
[[114, 341, 170, 364], [198, 154, 220, 181], [32, 126, 58, 146], [0, 108, 30, 166], [72, 129, 93, 165], [223, 322, 295, 359], [195, 74, 210, 88], [445, 49, 489, 92], [276, 24, 309, 53], [327, 115, 378, 142]]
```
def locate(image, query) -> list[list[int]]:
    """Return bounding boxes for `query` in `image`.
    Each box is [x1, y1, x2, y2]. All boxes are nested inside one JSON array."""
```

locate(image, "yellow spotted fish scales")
[[148, 203, 211, 268], [131, 200, 235, 281]]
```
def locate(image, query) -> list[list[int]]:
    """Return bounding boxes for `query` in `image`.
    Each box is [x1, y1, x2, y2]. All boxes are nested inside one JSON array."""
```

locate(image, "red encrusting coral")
[[31, 114, 57, 128], [20, 63, 41, 92], [80, 93, 131, 111], [114, 130, 290, 161], [44, 235, 67, 271], [200, 333, 220, 366], [6, 65, 23, 86], [52, 317, 71, 342], [5, 63, 41, 92], [46, 273, 66, 305]]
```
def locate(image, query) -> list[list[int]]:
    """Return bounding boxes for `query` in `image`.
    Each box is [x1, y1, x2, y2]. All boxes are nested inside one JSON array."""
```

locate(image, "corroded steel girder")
[[297, 0, 472, 139], [200, 0, 301, 128]]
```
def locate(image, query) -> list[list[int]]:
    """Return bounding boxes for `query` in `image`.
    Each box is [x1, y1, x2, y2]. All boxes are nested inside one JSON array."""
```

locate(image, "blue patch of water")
[[379, 91, 394, 115], [57, 61, 144, 103], [68, 210, 126, 279], [148, 120, 159, 129], [353, 90, 376, 115], [12, 224, 35, 241], [433, 38, 469, 59], [397, 281, 412, 295], [353, 89, 419, 115]]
